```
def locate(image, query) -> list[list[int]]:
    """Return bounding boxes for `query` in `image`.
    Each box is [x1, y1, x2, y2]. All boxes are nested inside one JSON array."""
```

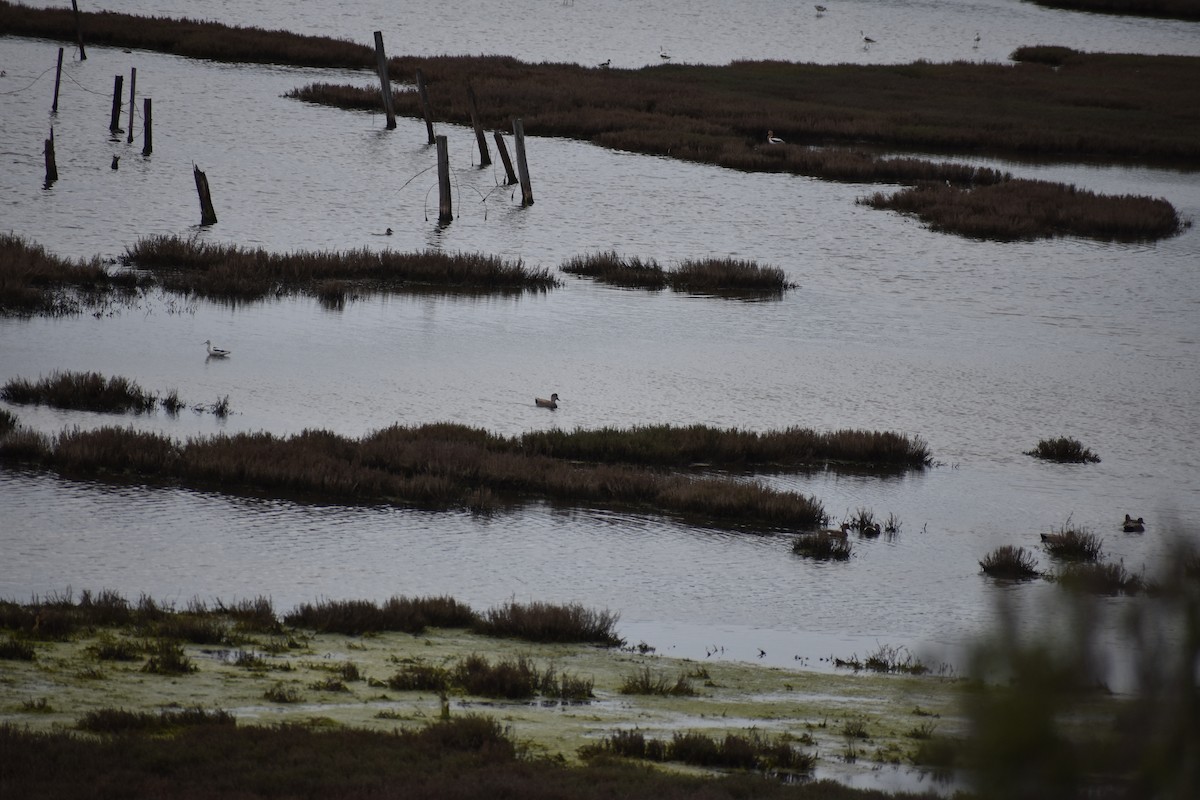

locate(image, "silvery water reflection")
[[1, 0, 1199, 695]]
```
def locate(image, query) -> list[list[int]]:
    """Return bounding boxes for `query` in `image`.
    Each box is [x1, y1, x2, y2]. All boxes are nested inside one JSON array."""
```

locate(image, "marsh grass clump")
[[562, 252, 667, 289], [1025, 436, 1101, 463], [1053, 560, 1145, 595], [89, 635, 141, 662], [849, 644, 930, 675], [0, 233, 143, 316], [979, 545, 1040, 579], [141, 640, 196, 674], [284, 595, 478, 635], [452, 653, 543, 700], [474, 600, 622, 646], [586, 728, 815, 773], [792, 532, 853, 561], [0, 408, 17, 436], [619, 666, 696, 697], [1041, 521, 1104, 561], [1, 371, 157, 414], [263, 683, 304, 703], [668, 257, 794, 295], [1022, 1, 1200, 23], [388, 663, 452, 692], [0, 636, 36, 660], [123, 235, 559, 301]]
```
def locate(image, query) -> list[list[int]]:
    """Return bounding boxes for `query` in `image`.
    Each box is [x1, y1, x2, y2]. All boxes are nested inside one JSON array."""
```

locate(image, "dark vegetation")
[[0, 233, 145, 316], [0, 716, 903, 800], [2, 371, 157, 413], [582, 728, 817, 774], [618, 666, 697, 696], [0, 421, 932, 530], [791, 532, 853, 561], [1025, 436, 1101, 463], [979, 545, 1041, 579], [0, 408, 16, 435], [862, 179, 1182, 241], [1041, 520, 1105, 561], [284, 595, 477, 636], [1029, 0, 1200, 21], [562, 252, 795, 295], [474, 599, 622, 645], [76, 707, 236, 734], [123, 235, 559, 300], [1052, 561, 1146, 595], [832, 644, 931, 675]]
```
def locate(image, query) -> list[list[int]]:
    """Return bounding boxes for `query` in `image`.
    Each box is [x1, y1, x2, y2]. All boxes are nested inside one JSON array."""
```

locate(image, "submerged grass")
[[123, 235, 559, 300], [562, 252, 795, 295], [0, 420, 942, 530], [584, 728, 816, 774], [792, 533, 853, 561], [1025, 436, 1101, 463]]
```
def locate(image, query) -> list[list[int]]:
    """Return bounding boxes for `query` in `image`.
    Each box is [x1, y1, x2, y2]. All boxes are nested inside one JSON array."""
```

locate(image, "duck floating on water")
[[818, 522, 853, 538], [1123, 514, 1145, 533], [204, 339, 231, 358], [535, 393, 559, 409]]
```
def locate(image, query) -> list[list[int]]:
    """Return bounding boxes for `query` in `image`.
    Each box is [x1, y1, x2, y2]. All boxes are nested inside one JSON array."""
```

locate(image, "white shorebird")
[[659, 45, 671, 60], [766, 130, 784, 144], [535, 392, 559, 409], [598, 59, 611, 68], [861, 30, 876, 48], [204, 339, 230, 358]]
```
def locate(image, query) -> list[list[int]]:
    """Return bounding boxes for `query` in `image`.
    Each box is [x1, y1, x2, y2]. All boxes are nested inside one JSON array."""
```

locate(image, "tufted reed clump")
[[562, 252, 794, 295], [979, 545, 1040, 579], [0, 423, 829, 531], [0, 233, 145, 317], [584, 728, 815, 773], [835, 644, 930, 675], [473, 600, 622, 646], [284, 595, 478, 636], [619, 666, 696, 696], [0, 408, 16, 436], [389, 652, 594, 702], [863, 179, 1185, 242], [0, 637, 36, 660], [1025, 436, 1101, 464], [123, 235, 559, 301], [1, 371, 157, 414], [142, 639, 196, 675], [792, 532, 852, 561], [562, 251, 667, 289], [1041, 520, 1104, 562]]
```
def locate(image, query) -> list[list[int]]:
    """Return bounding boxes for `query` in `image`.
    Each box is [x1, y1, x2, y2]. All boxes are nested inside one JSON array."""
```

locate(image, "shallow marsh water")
[[2, 2, 1200, 790]]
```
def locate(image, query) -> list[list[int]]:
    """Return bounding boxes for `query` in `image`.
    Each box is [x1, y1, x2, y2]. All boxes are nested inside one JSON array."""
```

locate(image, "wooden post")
[[193, 164, 217, 225], [466, 83, 490, 166], [512, 118, 533, 206], [373, 32, 396, 130], [52, 47, 64, 113], [71, 0, 86, 60], [141, 98, 152, 156], [126, 67, 136, 144], [493, 131, 517, 185], [435, 135, 452, 223], [44, 128, 58, 186], [415, 68, 435, 144], [108, 74, 123, 133]]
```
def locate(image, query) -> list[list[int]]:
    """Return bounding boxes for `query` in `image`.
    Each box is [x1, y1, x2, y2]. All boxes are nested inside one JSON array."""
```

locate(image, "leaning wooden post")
[[435, 134, 453, 223], [52, 47, 64, 112], [493, 131, 517, 185], [71, 0, 87, 60], [44, 128, 58, 186], [512, 118, 533, 206], [372, 31, 396, 130], [141, 98, 152, 156], [126, 67, 137, 144], [466, 83, 490, 166], [415, 68, 435, 144], [193, 164, 217, 225], [108, 74, 123, 133]]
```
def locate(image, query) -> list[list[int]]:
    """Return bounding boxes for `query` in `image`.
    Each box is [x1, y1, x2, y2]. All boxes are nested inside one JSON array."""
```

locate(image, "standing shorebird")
[[204, 339, 231, 358], [861, 30, 876, 49], [767, 130, 784, 144], [659, 45, 671, 60]]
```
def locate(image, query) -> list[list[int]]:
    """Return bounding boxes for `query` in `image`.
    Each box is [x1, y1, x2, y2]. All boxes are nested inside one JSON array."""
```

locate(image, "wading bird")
[[766, 130, 784, 144], [861, 30, 876, 48], [535, 393, 559, 409], [659, 45, 671, 60], [815, 5, 826, 14], [204, 339, 230, 358]]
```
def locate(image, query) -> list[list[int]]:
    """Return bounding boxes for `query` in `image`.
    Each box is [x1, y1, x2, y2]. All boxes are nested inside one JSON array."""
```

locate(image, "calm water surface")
[[2, 0, 1198, 708]]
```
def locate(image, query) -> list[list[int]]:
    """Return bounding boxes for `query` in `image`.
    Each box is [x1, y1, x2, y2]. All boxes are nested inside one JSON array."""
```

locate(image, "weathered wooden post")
[[44, 128, 58, 186], [193, 164, 217, 225], [141, 98, 152, 156], [126, 67, 136, 143], [436, 134, 452, 223], [108, 74, 123, 133], [372, 32, 396, 130], [52, 47, 64, 112], [512, 118, 533, 206], [71, 0, 87, 60], [466, 83, 490, 166], [493, 131, 517, 185], [415, 68, 435, 144]]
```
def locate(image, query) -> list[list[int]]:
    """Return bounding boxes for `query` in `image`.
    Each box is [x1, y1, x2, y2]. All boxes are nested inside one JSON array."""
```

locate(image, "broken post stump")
[[71, 0, 86, 60], [126, 67, 136, 144], [436, 134, 452, 223], [373, 31, 396, 130], [467, 83, 490, 167], [416, 68, 435, 144], [141, 98, 152, 156], [108, 74, 123, 133], [493, 131, 517, 185], [513, 118, 533, 206], [52, 47, 64, 113], [44, 128, 58, 186], [193, 164, 217, 225]]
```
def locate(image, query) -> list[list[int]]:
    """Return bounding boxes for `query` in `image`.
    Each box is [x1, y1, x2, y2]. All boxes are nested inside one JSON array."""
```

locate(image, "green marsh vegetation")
[[0, 421, 931, 530], [562, 252, 796, 295], [1025, 435, 1101, 463]]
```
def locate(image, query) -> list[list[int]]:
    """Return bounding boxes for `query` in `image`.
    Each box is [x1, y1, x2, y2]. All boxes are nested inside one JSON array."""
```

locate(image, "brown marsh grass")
[[1052, 560, 1145, 595], [473, 600, 622, 645], [1028, 0, 1200, 21], [863, 179, 1184, 241], [792, 533, 853, 561], [618, 666, 696, 696], [584, 728, 815, 773], [1040, 520, 1105, 561], [0, 233, 144, 316], [0, 408, 16, 436], [283, 595, 478, 635], [123, 235, 559, 300], [1025, 435, 1101, 463], [0, 423, 836, 530], [561, 252, 794, 295], [1, 371, 157, 414], [979, 545, 1040, 579]]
